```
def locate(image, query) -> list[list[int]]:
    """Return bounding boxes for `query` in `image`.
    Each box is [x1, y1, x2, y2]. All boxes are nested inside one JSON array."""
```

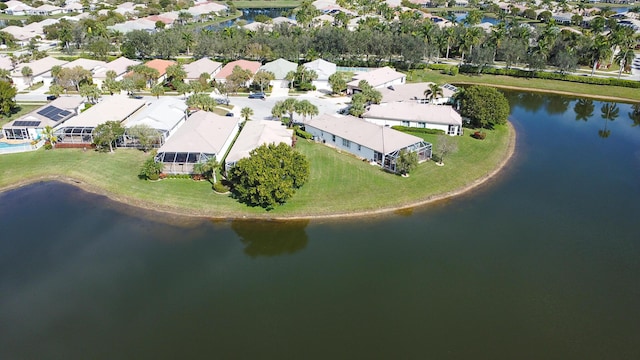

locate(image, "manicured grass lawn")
[[0, 125, 511, 218], [0, 104, 41, 127], [409, 69, 640, 102]]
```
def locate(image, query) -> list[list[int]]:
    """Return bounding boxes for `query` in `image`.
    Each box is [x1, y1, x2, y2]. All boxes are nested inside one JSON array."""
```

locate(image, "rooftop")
[[364, 102, 462, 126], [124, 97, 188, 132], [226, 120, 293, 165], [158, 111, 241, 155], [305, 113, 425, 154], [347, 66, 406, 88], [61, 97, 146, 128]]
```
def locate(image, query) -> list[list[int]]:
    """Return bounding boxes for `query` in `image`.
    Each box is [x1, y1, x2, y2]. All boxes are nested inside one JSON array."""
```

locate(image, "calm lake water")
[[1, 92, 640, 359]]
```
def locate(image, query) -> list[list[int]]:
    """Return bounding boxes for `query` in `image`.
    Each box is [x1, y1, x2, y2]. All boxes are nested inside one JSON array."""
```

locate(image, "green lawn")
[[0, 125, 512, 218], [0, 104, 41, 127], [409, 69, 640, 102]]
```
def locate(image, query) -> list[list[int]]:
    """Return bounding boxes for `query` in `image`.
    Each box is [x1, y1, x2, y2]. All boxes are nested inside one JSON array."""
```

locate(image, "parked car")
[[225, 112, 234, 117], [46, 95, 57, 101], [248, 92, 265, 99]]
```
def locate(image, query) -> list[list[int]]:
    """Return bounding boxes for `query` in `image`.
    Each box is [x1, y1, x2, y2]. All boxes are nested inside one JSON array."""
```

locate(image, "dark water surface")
[[1, 92, 640, 359]]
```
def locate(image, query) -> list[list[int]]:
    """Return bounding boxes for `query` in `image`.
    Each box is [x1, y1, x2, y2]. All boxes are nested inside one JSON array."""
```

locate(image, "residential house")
[[363, 102, 463, 136], [379, 82, 458, 105], [31, 4, 64, 16], [186, 1, 228, 21], [155, 111, 241, 174], [142, 59, 177, 86], [55, 97, 146, 146], [346, 66, 406, 94], [303, 59, 336, 91], [214, 59, 262, 85], [260, 58, 298, 88], [114, 2, 145, 16], [11, 56, 69, 90], [62, 58, 107, 73], [3, 1, 33, 16], [2, 96, 84, 140], [225, 120, 293, 172], [122, 97, 188, 147], [304, 113, 432, 173], [184, 58, 223, 83], [92, 57, 142, 88]]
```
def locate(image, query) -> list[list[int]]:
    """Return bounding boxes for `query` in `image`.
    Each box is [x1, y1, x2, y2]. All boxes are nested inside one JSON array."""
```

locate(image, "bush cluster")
[[164, 174, 191, 179], [458, 65, 640, 89], [295, 127, 313, 139], [213, 181, 230, 193]]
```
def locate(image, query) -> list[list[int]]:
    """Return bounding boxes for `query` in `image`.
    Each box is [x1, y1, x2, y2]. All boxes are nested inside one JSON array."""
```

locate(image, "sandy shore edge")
[[0, 123, 516, 221]]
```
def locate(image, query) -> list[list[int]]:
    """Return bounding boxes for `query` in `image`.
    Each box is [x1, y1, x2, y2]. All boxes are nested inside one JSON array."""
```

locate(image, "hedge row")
[[391, 126, 445, 135], [295, 127, 313, 139], [458, 65, 640, 89]]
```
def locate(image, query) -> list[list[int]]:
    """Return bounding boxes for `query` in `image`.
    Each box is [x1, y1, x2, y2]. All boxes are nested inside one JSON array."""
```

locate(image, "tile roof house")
[[123, 97, 188, 147], [303, 59, 337, 90], [260, 58, 298, 88], [304, 113, 432, 173], [225, 120, 293, 171], [379, 82, 458, 105], [184, 58, 223, 81], [363, 102, 463, 136], [155, 111, 242, 174], [136, 59, 177, 85], [347, 66, 406, 94], [62, 58, 107, 73], [11, 56, 69, 89], [3, 1, 33, 15], [92, 57, 142, 87], [214, 59, 262, 84], [55, 97, 147, 146]]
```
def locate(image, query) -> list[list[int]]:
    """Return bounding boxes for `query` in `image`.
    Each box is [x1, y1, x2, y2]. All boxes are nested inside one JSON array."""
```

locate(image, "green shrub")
[[392, 126, 445, 135], [139, 156, 163, 180], [213, 180, 230, 193], [295, 127, 313, 139], [449, 66, 459, 76]]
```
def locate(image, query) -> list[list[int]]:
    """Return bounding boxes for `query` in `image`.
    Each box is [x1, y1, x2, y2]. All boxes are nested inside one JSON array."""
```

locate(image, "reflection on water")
[[231, 219, 309, 257], [574, 98, 594, 122], [599, 102, 619, 138]]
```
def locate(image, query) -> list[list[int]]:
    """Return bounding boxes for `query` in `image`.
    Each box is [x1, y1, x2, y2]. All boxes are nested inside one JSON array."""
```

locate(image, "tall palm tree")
[[590, 34, 612, 76], [151, 84, 164, 99], [182, 31, 195, 55], [0, 69, 10, 81], [424, 83, 444, 104], [599, 102, 619, 138], [574, 99, 594, 122]]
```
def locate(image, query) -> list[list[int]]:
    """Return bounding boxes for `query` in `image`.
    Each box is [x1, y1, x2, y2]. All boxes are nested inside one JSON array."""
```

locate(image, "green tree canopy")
[[457, 85, 510, 128], [229, 143, 310, 209], [93, 121, 125, 153], [0, 80, 17, 116]]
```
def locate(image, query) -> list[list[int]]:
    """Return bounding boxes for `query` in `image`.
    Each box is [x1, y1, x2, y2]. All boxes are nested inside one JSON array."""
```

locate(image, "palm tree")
[[294, 100, 318, 123], [0, 69, 11, 81], [271, 101, 285, 122], [182, 31, 195, 55], [193, 157, 219, 184], [424, 83, 444, 104], [240, 107, 253, 122], [42, 125, 57, 148], [21, 66, 33, 87], [589, 35, 611, 76], [282, 98, 298, 127], [574, 99, 594, 122], [151, 84, 165, 99], [599, 102, 619, 138]]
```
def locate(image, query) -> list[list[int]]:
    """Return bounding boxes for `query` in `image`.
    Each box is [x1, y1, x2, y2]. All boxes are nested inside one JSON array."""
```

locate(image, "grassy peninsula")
[[0, 125, 513, 219]]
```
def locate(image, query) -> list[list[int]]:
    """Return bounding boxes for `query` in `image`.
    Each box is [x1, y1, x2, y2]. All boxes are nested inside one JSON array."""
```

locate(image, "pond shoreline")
[[0, 123, 516, 221], [454, 82, 640, 103]]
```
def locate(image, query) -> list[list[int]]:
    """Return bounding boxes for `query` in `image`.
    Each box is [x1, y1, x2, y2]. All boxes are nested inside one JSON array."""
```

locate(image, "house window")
[[357, 144, 361, 151], [448, 125, 456, 135], [402, 121, 410, 127], [418, 122, 425, 128], [342, 139, 350, 148], [332, 135, 336, 142]]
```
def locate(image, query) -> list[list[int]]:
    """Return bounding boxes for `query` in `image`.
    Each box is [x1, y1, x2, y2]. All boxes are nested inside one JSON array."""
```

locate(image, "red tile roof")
[[215, 59, 261, 80]]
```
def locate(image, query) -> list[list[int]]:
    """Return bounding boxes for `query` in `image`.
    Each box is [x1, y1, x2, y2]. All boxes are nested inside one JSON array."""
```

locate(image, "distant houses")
[[303, 59, 336, 91], [260, 58, 298, 88], [214, 59, 262, 85]]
